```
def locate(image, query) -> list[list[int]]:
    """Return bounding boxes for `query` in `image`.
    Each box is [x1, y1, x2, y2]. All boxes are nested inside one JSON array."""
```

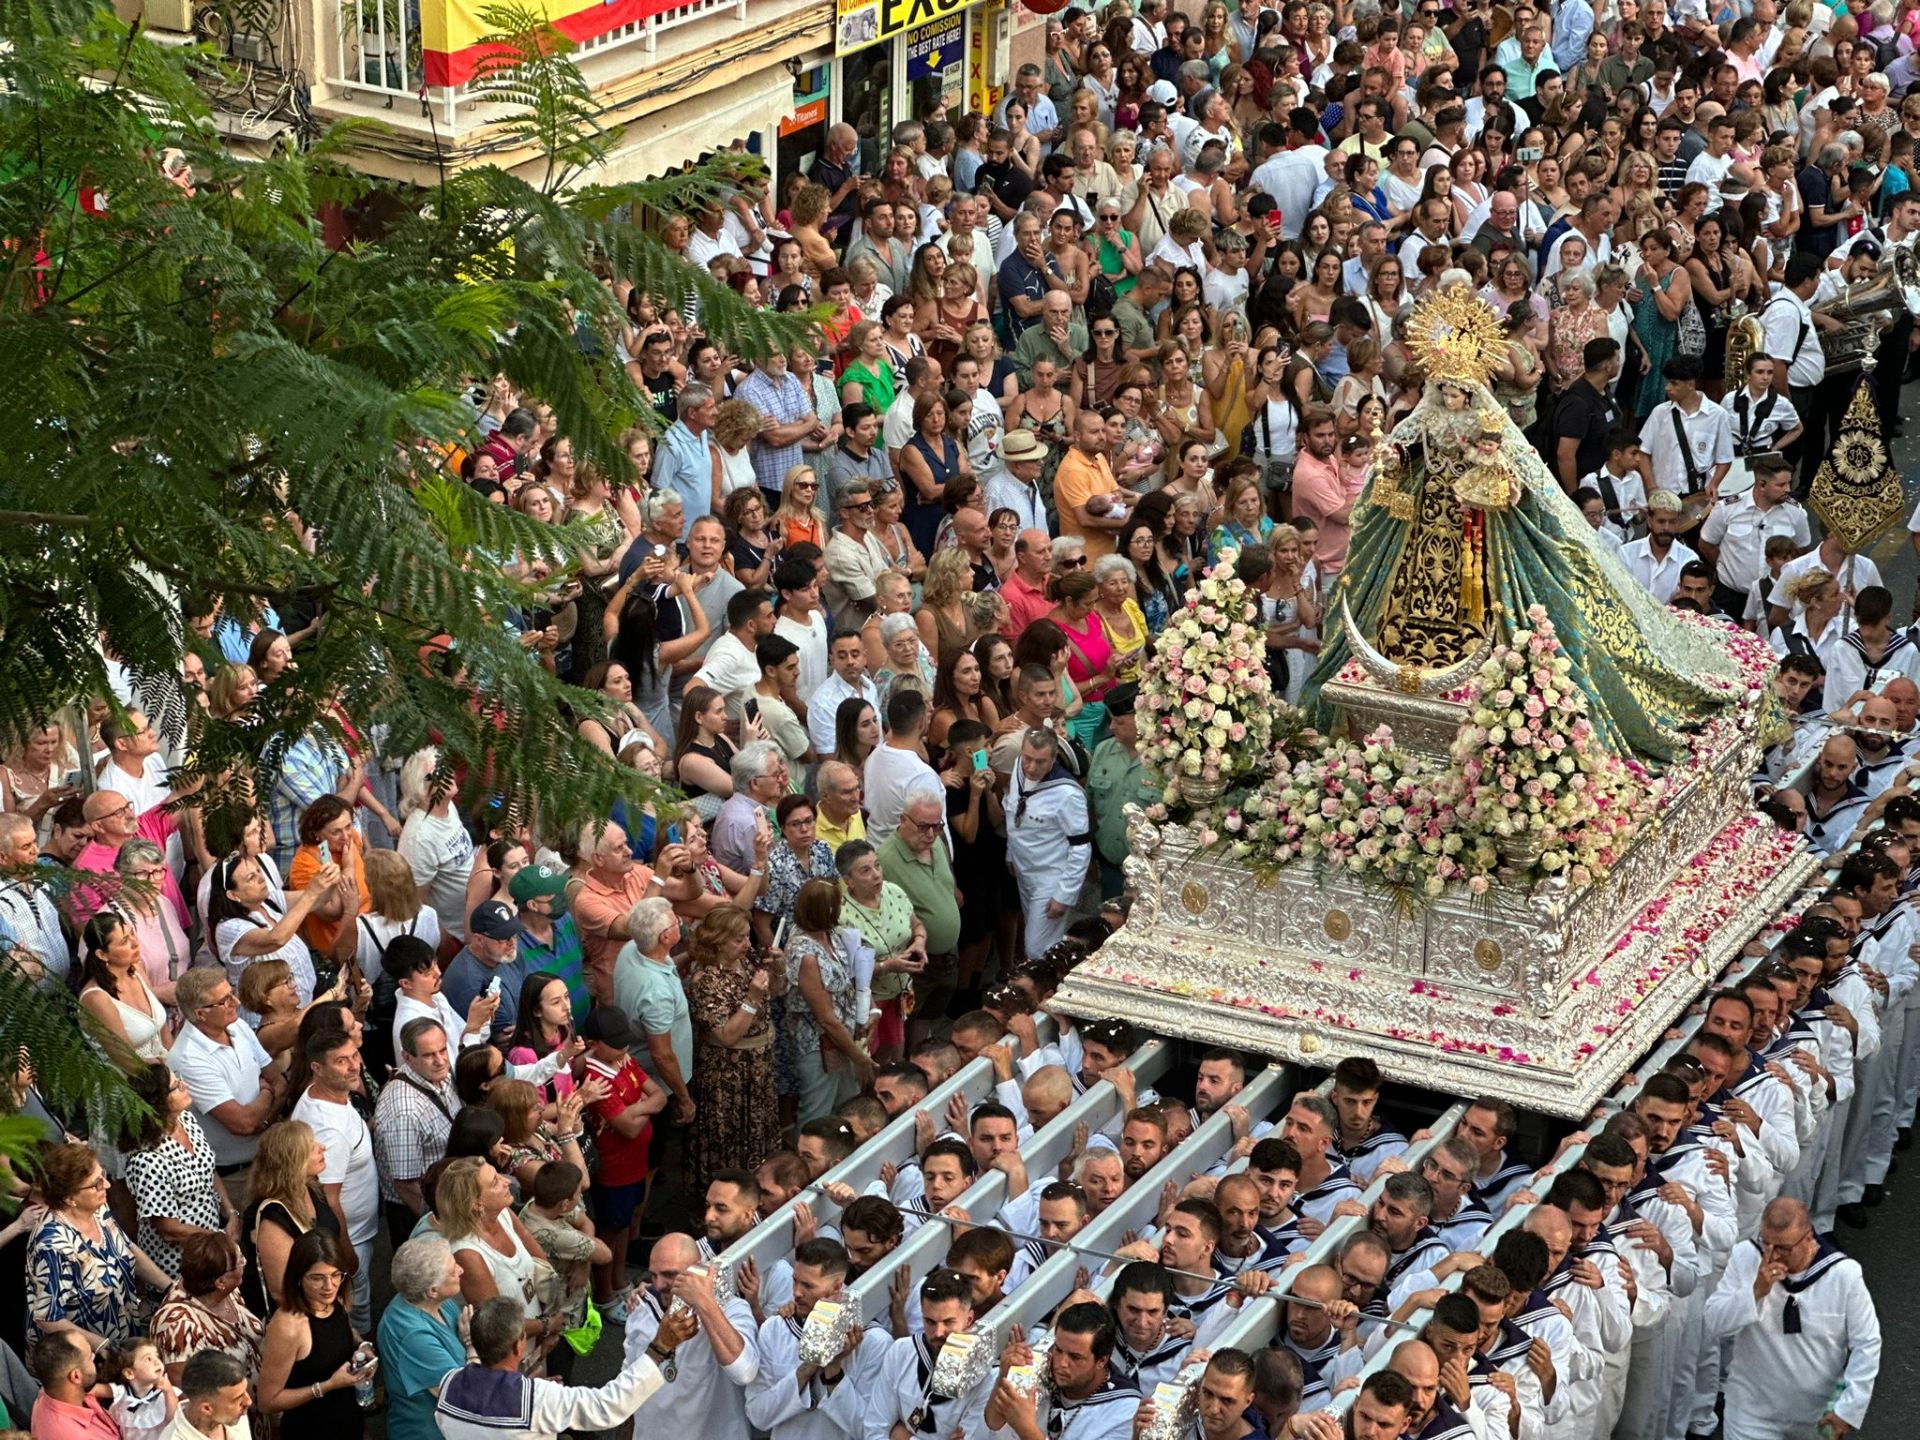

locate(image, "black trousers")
[[1789, 381, 1831, 495]]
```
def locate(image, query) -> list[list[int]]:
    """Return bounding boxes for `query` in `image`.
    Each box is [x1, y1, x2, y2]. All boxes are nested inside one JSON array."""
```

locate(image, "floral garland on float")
[[1137, 583, 1681, 899], [1135, 555, 1278, 809]]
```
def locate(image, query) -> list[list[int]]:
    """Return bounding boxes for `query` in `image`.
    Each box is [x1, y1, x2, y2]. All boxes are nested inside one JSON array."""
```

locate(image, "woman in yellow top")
[[1091, 552, 1149, 686], [1201, 313, 1253, 457], [837, 321, 897, 413]]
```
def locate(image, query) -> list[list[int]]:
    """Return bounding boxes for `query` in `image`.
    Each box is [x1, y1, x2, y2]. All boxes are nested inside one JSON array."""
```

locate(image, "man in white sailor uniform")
[[1816, 856, 1891, 1232], [1686, 1028, 1796, 1245], [1457, 1097, 1534, 1214], [1329, 1057, 1410, 1184], [1496, 1220, 1597, 1438], [1625, 1076, 1734, 1440], [1412, 1136, 1496, 1252], [1273, 1265, 1361, 1412], [1583, 1124, 1697, 1440], [1779, 922, 1859, 1211], [1706, 1198, 1880, 1440], [1798, 736, 1869, 858], [1210, 1173, 1304, 1276], [1007, 1181, 1089, 1291], [746, 1238, 894, 1440], [863, 1267, 993, 1440], [625, 1233, 759, 1440], [1459, 1265, 1548, 1440], [1337, 1173, 1452, 1310], [1531, 1172, 1633, 1440], [1005, 726, 1094, 957], [983, 1300, 1142, 1440], [1386, 1338, 1484, 1440], [1831, 837, 1919, 1228], [1487, 1233, 1585, 1435], [1107, 1262, 1195, 1391], [1840, 694, 1913, 802], [1824, 590, 1920, 709], [1279, 1096, 1361, 1234], [700, 1169, 797, 1320]]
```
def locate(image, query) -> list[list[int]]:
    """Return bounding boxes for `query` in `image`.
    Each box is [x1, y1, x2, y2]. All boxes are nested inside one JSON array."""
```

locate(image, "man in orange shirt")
[[1288, 407, 1364, 584], [570, 821, 667, 1003], [1053, 412, 1135, 561]]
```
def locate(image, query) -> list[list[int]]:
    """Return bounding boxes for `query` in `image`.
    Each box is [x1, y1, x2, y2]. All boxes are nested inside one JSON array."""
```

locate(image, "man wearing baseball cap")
[[510, 863, 588, 1023], [442, 899, 530, 1044]]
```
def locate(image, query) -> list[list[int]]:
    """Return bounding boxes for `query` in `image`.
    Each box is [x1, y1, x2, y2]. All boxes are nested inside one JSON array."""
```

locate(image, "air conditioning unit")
[[112, 0, 198, 32]]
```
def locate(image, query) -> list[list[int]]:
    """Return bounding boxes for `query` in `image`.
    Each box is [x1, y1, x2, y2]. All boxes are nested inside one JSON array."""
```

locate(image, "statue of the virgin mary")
[[1301, 283, 1743, 765]]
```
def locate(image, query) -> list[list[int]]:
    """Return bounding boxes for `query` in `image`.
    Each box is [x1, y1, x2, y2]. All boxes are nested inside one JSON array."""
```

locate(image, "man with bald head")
[[1469, 191, 1526, 258], [1845, 693, 1907, 797], [1387, 1337, 1476, 1440], [625, 1231, 757, 1439], [1706, 1196, 1880, 1440], [1535, 1171, 1634, 1440], [1277, 1264, 1359, 1410], [1021, 1065, 1074, 1132], [1212, 1173, 1299, 1275], [71, 786, 188, 927], [1802, 734, 1866, 856], [1883, 675, 1920, 735]]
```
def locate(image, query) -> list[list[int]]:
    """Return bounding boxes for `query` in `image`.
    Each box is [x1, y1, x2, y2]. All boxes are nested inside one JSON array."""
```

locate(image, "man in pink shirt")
[[1288, 408, 1366, 584], [999, 529, 1056, 641], [70, 788, 189, 928], [28, 1333, 119, 1440]]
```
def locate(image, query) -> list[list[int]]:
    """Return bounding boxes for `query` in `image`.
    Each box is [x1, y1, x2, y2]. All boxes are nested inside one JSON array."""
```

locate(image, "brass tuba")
[[1816, 243, 1920, 373]]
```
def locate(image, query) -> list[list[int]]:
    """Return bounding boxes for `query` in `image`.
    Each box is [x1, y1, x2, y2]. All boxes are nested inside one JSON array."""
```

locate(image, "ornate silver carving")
[[1058, 690, 1818, 1118]]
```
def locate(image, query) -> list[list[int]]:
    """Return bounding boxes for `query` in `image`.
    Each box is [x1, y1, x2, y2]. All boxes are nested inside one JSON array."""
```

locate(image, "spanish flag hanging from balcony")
[[423, 0, 689, 87]]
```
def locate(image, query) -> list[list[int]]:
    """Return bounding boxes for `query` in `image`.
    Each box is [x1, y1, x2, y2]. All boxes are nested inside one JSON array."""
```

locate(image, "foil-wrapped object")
[[666, 1261, 736, 1321], [799, 1294, 865, 1366], [1004, 1331, 1054, 1396], [1138, 1372, 1202, 1440], [933, 1330, 991, 1395]]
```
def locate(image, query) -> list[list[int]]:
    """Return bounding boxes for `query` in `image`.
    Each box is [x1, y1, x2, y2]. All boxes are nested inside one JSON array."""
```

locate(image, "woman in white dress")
[[78, 912, 172, 1066], [438, 1158, 556, 1372]]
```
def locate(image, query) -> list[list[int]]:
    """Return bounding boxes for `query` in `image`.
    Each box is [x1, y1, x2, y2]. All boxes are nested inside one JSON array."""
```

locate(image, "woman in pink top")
[[1049, 570, 1114, 749]]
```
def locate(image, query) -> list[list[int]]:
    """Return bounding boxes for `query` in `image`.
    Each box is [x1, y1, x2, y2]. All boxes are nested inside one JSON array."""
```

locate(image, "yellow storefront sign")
[[835, 0, 981, 56]]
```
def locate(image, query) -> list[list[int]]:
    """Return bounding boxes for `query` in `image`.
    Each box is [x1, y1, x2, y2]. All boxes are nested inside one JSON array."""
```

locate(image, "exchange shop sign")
[[836, 0, 979, 56]]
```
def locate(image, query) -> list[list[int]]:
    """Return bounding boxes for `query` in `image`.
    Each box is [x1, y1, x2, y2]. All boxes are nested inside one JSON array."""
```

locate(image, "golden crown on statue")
[[1404, 285, 1507, 388]]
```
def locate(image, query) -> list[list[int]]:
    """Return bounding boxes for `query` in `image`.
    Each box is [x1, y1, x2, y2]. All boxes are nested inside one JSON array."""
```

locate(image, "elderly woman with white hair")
[[396, 747, 478, 948], [1545, 268, 1608, 395], [377, 1235, 471, 1440], [612, 897, 696, 1125], [873, 612, 936, 699]]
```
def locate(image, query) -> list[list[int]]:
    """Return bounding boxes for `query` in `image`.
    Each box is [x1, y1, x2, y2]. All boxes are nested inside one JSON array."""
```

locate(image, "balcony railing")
[[332, 0, 749, 128]]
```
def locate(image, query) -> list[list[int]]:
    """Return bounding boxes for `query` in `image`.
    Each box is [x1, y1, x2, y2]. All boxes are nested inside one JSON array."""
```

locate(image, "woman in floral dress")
[[687, 905, 783, 1187]]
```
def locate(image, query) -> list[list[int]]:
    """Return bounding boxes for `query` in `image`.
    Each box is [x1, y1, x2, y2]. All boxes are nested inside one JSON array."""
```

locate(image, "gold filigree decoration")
[[1474, 938, 1504, 972], [1809, 382, 1904, 553], [1181, 882, 1210, 916], [1404, 286, 1508, 388], [1323, 910, 1353, 942], [1376, 447, 1488, 668]]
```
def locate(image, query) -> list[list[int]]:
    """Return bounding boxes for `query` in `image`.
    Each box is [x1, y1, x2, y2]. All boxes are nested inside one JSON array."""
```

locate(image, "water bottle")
[[352, 1342, 376, 1409]]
